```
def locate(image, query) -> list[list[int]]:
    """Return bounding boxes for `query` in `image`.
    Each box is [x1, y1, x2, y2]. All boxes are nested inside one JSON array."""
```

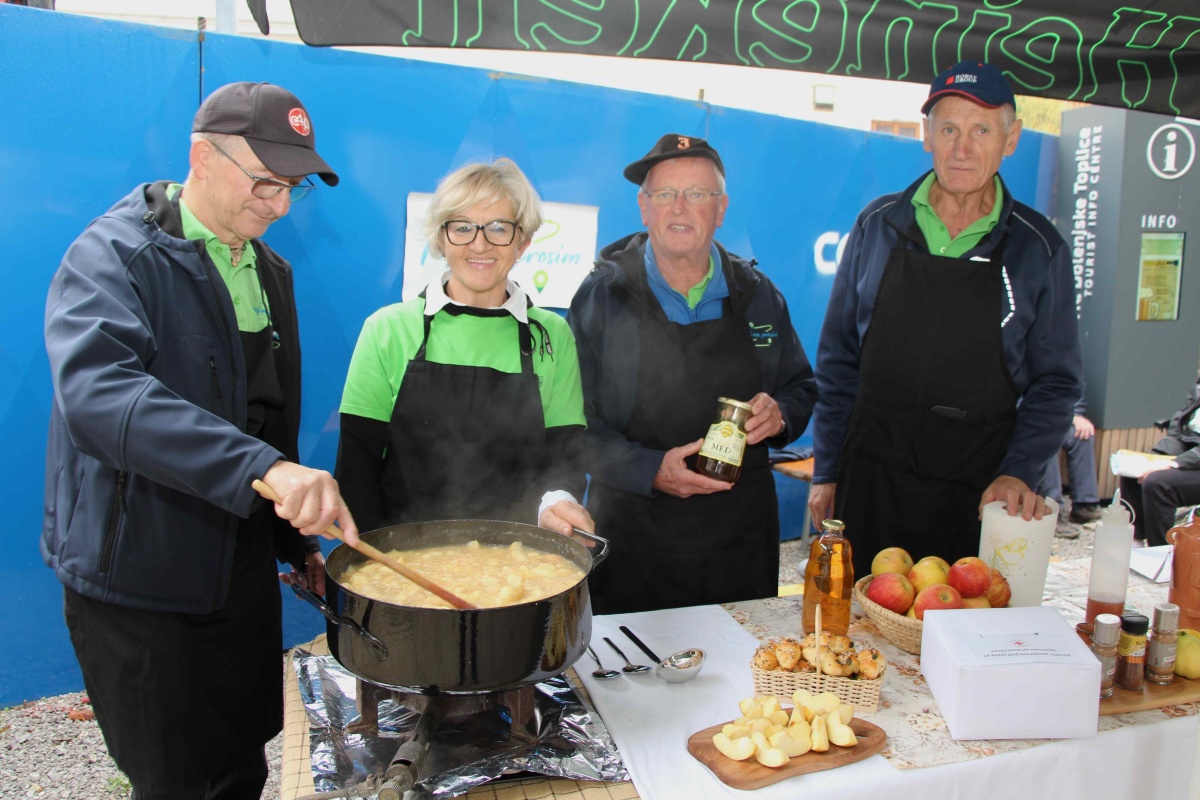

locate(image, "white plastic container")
[[1085, 492, 1134, 622]]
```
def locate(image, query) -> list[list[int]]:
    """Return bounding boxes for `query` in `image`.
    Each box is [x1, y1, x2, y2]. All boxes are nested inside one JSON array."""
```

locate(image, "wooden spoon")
[[252, 479, 476, 610]]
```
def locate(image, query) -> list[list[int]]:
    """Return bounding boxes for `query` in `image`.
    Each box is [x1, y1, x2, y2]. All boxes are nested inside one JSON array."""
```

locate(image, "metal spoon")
[[603, 637, 652, 673], [620, 625, 706, 683], [586, 645, 621, 680]]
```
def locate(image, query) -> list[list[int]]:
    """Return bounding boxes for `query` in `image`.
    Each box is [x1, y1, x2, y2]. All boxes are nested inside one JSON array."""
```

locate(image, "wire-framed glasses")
[[643, 187, 724, 206], [442, 219, 521, 247], [207, 139, 315, 202]]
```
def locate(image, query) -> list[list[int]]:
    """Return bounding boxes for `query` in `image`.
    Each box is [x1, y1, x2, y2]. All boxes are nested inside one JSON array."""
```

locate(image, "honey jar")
[[693, 397, 753, 483]]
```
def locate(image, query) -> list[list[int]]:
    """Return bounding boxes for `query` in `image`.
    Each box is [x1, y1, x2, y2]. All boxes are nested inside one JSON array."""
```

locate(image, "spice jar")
[[802, 520, 854, 635], [1090, 614, 1121, 699], [1146, 602, 1180, 686], [694, 397, 753, 483], [1114, 612, 1149, 691]]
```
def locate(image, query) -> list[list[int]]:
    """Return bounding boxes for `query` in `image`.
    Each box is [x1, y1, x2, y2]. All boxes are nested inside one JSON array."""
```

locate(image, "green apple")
[[1177, 628, 1200, 679]]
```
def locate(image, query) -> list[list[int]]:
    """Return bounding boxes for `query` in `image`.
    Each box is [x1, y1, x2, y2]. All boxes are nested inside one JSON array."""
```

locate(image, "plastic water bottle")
[[1085, 490, 1134, 623]]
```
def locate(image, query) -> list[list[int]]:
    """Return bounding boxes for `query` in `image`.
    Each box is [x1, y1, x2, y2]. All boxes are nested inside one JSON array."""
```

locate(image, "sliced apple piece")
[[748, 717, 772, 734], [810, 714, 830, 752], [722, 723, 751, 739], [760, 695, 783, 717], [754, 744, 790, 768], [790, 689, 814, 708], [788, 705, 806, 727], [770, 729, 812, 758], [826, 711, 859, 748], [837, 703, 855, 726], [738, 697, 764, 719], [766, 709, 789, 726], [785, 717, 811, 740], [812, 692, 841, 715], [764, 723, 784, 738], [713, 732, 756, 761]]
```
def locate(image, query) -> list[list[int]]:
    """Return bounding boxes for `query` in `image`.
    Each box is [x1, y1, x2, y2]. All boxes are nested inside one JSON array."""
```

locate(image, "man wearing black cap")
[[43, 82, 357, 798], [567, 134, 817, 614], [809, 61, 1082, 579]]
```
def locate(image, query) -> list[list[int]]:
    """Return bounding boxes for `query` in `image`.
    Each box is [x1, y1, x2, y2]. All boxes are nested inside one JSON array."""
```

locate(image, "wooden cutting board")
[[1100, 675, 1200, 715], [687, 714, 887, 791]]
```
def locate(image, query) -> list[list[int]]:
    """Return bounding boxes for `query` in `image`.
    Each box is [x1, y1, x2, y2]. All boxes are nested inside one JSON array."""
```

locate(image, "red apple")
[[871, 546, 914, 577], [912, 583, 964, 620], [907, 557, 950, 593], [947, 557, 992, 599], [962, 596, 991, 609], [866, 572, 916, 614], [985, 567, 1012, 608]]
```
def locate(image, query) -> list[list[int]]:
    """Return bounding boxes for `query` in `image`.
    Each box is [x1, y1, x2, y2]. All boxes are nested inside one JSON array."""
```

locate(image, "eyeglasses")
[[442, 219, 521, 247], [207, 139, 314, 202], [643, 187, 724, 206]]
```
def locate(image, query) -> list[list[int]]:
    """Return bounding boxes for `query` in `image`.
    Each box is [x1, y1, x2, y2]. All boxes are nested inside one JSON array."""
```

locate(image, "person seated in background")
[[1037, 392, 1101, 530], [1119, 370, 1200, 547], [335, 158, 593, 536]]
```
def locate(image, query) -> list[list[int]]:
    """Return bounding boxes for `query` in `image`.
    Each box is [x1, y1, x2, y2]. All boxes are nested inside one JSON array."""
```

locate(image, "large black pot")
[[293, 519, 608, 694]]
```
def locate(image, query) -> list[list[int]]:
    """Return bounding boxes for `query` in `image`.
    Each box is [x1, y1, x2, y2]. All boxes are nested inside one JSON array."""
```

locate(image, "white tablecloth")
[[578, 604, 1198, 800]]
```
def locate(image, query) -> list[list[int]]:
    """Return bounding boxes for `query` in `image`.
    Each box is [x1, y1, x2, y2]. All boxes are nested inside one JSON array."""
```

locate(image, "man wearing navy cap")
[[43, 82, 357, 798], [809, 61, 1082, 578], [568, 133, 817, 613]]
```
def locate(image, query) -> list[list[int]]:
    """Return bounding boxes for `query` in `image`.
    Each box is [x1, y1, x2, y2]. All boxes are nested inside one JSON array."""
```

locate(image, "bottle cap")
[[1091, 614, 1121, 646], [821, 519, 846, 532], [1152, 602, 1180, 632], [1119, 612, 1150, 636]]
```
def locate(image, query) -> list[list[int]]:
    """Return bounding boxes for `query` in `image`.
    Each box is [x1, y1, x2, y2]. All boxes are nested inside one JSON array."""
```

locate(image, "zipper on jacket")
[[99, 471, 128, 574], [209, 356, 222, 410]]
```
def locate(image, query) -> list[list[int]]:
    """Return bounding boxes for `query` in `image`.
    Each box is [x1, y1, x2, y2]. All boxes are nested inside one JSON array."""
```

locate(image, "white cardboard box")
[[921, 606, 1100, 740]]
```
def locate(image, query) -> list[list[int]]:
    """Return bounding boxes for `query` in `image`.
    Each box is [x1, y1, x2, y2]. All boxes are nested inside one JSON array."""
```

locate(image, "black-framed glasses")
[[643, 187, 724, 206], [207, 139, 315, 202], [442, 219, 521, 247]]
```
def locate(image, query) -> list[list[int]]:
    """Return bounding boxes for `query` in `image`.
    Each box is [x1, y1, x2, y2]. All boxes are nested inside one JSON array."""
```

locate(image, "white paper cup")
[[977, 498, 1058, 607]]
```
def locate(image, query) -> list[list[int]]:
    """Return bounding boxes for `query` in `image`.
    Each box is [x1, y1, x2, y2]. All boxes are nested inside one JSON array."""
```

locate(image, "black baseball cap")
[[622, 133, 725, 186], [193, 82, 339, 186], [921, 61, 1016, 116]]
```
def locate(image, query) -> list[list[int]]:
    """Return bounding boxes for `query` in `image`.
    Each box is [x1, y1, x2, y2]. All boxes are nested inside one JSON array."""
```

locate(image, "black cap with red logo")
[[193, 82, 338, 186]]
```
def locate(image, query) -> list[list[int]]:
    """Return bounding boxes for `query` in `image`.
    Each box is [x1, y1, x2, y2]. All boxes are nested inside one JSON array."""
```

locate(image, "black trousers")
[[129, 749, 268, 800], [1120, 468, 1200, 546]]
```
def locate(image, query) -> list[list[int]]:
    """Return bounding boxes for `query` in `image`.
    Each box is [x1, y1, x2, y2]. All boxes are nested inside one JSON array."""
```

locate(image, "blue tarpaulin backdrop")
[[0, 5, 1055, 706]]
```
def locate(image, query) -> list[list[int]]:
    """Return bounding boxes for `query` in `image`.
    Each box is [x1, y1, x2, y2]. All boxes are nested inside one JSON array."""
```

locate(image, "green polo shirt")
[[685, 257, 716, 309], [171, 184, 268, 332], [340, 297, 586, 429], [912, 173, 1004, 258]]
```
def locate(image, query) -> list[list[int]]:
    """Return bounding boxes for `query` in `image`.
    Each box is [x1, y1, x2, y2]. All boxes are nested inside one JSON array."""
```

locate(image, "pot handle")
[[288, 582, 389, 661], [570, 528, 610, 568]]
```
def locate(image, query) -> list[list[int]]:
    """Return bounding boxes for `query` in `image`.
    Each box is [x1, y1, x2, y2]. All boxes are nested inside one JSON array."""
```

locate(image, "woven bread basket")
[[751, 666, 881, 714], [854, 575, 923, 655]]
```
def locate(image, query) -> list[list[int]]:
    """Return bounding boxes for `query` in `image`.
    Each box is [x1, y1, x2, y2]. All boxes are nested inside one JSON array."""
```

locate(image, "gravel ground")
[[1, 505, 1098, 799]]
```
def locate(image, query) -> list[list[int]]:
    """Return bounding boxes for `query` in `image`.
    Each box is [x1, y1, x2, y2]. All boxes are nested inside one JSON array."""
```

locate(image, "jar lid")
[[821, 519, 846, 532], [717, 397, 754, 411], [1152, 603, 1180, 631], [1119, 612, 1150, 636], [1091, 614, 1121, 646]]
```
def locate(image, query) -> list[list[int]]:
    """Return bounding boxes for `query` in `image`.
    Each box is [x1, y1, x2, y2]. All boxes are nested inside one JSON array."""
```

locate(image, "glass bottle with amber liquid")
[[802, 520, 854, 635]]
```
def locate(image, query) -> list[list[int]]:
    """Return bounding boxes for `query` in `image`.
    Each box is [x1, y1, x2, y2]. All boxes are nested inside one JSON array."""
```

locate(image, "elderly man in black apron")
[[809, 61, 1082, 579], [43, 82, 358, 800], [568, 134, 818, 614]]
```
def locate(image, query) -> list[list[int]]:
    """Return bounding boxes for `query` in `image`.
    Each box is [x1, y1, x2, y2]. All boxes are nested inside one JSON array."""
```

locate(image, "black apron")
[[589, 298, 778, 615], [378, 304, 548, 524], [66, 324, 286, 791], [834, 234, 1018, 578]]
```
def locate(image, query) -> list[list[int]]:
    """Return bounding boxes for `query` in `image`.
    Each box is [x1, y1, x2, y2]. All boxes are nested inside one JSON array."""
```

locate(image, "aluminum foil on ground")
[[293, 649, 628, 798]]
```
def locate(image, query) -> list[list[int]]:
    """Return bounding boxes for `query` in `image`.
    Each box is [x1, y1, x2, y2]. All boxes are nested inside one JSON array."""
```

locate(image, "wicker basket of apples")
[[853, 548, 1012, 656]]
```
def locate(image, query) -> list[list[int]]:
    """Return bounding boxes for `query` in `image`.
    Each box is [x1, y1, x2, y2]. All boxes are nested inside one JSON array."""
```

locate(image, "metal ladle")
[[619, 625, 706, 683], [587, 645, 622, 680], [603, 637, 652, 673]]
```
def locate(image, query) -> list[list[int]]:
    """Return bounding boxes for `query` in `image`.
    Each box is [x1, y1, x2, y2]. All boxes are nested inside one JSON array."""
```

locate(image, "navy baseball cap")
[[623, 133, 725, 185], [193, 82, 338, 186], [921, 61, 1016, 116]]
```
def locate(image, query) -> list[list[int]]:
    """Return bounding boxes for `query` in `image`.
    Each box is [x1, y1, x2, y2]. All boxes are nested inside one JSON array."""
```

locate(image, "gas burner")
[[352, 680, 541, 799]]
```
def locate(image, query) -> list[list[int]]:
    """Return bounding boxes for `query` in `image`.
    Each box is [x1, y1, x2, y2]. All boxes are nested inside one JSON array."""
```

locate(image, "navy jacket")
[[43, 181, 305, 614], [813, 171, 1083, 488], [567, 232, 817, 496]]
